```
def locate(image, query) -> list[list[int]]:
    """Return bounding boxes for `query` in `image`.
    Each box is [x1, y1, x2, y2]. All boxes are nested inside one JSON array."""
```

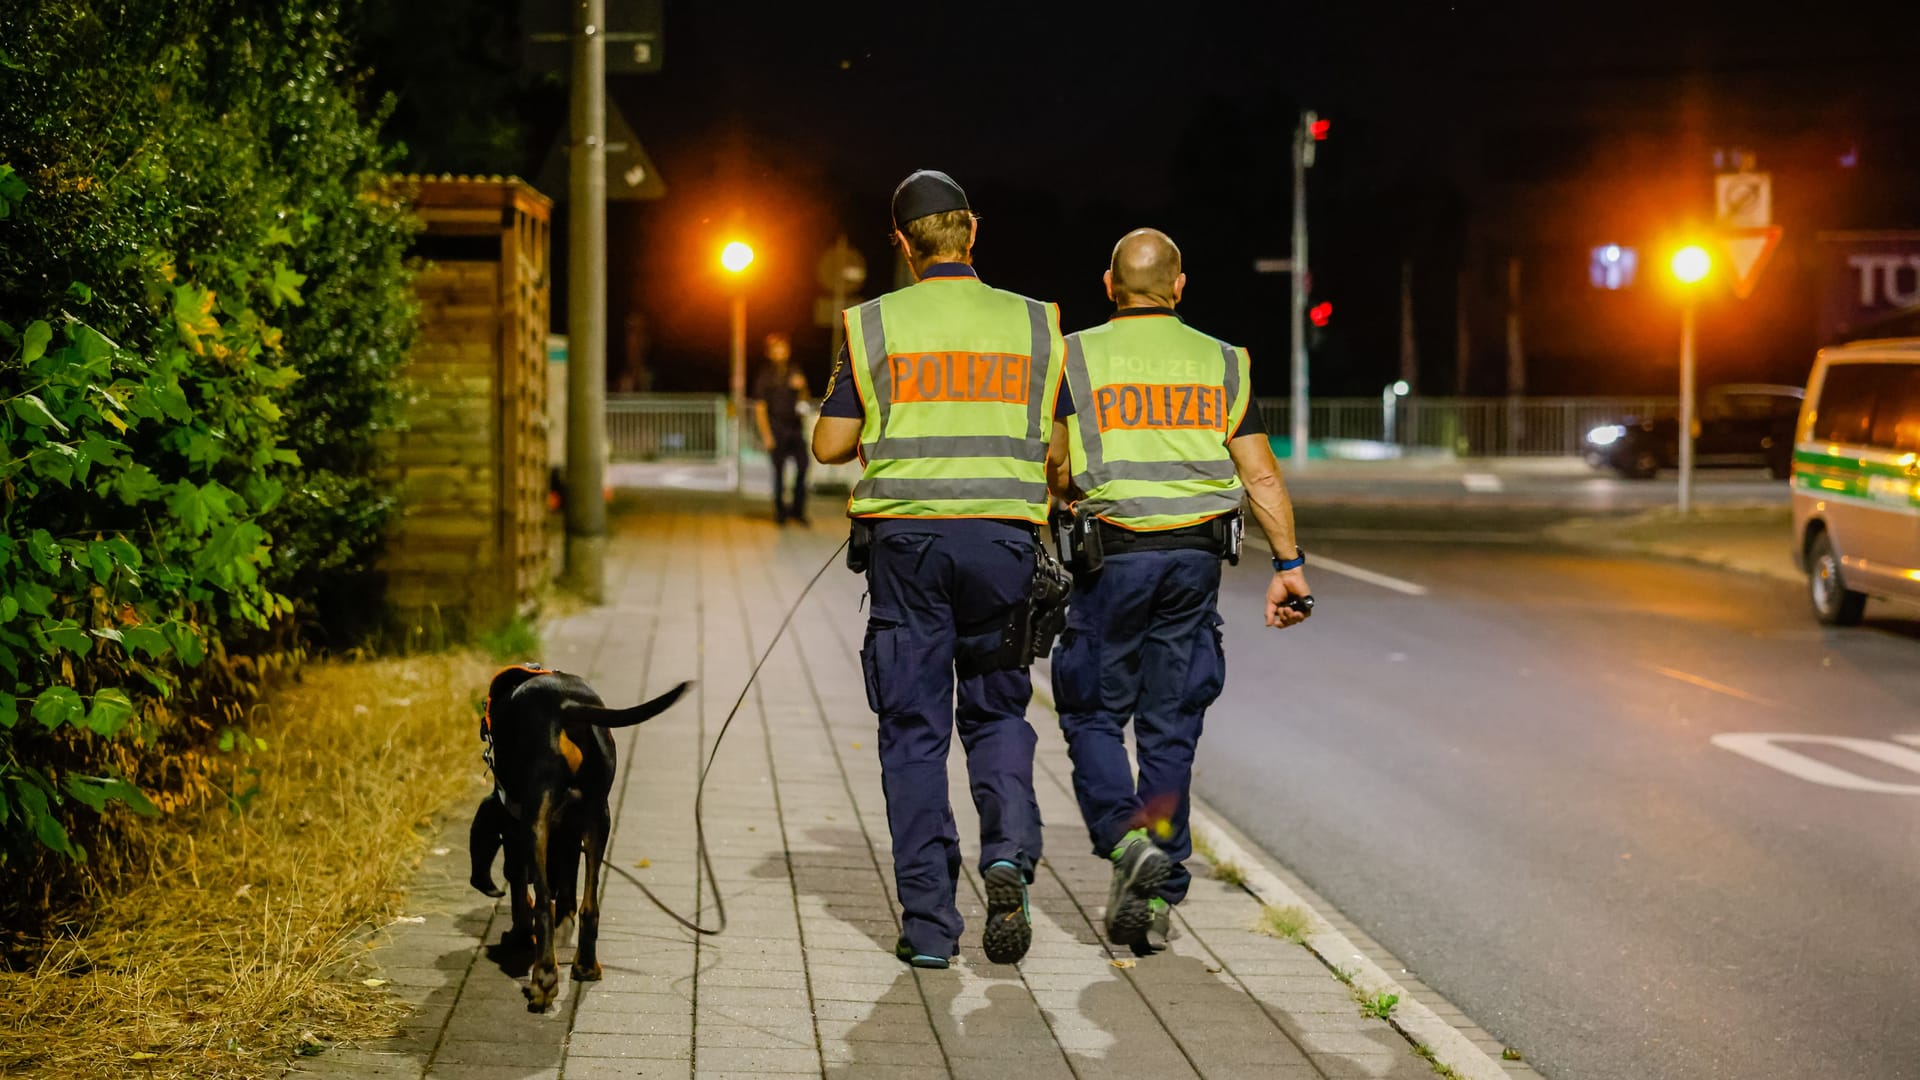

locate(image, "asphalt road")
[[1195, 524, 1920, 1079], [1280, 464, 1789, 512]]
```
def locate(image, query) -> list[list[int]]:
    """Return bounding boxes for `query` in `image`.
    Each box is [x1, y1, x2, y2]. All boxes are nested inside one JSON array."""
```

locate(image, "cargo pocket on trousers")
[[1050, 627, 1098, 715], [1182, 612, 1226, 712], [860, 607, 905, 714]]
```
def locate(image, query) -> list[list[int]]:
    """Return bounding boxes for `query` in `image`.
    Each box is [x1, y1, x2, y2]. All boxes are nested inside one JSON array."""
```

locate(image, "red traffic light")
[[1309, 117, 1331, 141], [1309, 301, 1332, 327]]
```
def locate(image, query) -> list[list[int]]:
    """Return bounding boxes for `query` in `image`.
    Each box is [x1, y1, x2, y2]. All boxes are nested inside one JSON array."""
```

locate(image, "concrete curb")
[[1031, 673, 1528, 1079], [1186, 807, 1517, 1080], [1544, 508, 1801, 587]]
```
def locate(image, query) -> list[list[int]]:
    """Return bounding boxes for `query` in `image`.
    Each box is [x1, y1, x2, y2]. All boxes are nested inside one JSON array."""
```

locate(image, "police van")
[[1792, 339, 1920, 624]]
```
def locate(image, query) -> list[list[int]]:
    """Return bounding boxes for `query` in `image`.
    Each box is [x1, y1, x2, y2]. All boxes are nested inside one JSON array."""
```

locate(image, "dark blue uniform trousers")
[[860, 522, 1044, 957], [1051, 549, 1225, 906]]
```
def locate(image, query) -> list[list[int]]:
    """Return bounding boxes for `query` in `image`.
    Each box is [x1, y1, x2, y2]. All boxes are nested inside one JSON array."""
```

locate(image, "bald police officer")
[[1046, 228, 1312, 955], [814, 171, 1069, 969]]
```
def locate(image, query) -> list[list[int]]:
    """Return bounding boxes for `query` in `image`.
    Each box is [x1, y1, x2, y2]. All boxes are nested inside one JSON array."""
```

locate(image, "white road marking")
[[1305, 528, 1532, 545], [1311, 554, 1430, 596], [1249, 536, 1429, 596], [1461, 472, 1504, 493], [1710, 733, 1920, 795]]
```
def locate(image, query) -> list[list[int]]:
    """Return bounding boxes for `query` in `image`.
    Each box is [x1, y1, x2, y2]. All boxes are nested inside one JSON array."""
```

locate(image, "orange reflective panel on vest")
[[887, 352, 1033, 405], [1092, 383, 1227, 433]]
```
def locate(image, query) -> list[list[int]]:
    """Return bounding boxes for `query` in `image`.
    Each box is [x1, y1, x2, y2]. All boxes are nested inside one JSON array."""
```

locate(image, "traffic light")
[[1309, 116, 1331, 141], [1309, 301, 1333, 328]]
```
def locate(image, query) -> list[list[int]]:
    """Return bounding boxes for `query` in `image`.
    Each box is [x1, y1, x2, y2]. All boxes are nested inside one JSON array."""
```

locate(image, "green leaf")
[[84, 689, 134, 736], [100, 775, 157, 817], [32, 686, 84, 730], [119, 625, 168, 658], [115, 463, 164, 506], [166, 481, 211, 534], [66, 281, 93, 304], [105, 537, 142, 570], [43, 624, 92, 657], [21, 320, 51, 363], [87, 540, 115, 584], [269, 263, 307, 307], [15, 582, 54, 617], [165, 623, 205, 666], [11, 393, 69, 434], [27, 529, 60, 573], [0, 691, 16, 729], [62, 774, 109, 812], [12, 778, 76, 857], [0, 595, 16, 622]]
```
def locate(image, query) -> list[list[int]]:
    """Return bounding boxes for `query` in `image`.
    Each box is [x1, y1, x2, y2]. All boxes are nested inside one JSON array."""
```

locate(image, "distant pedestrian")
[[752, 332, 810, 524], [814, 169, 1069, 969], [1047, 228, 1312, 955]]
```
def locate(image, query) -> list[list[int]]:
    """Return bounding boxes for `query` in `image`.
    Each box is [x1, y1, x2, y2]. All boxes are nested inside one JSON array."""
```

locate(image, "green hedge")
[[0, 0, 416, 903]]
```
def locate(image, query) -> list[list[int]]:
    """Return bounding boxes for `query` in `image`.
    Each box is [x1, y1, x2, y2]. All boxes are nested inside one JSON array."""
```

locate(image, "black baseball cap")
[[891, 170, 971, 229]]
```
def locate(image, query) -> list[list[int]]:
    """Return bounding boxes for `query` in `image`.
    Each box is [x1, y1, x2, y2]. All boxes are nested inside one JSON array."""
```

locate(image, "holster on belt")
[[846, 519, 873, 573], [1051, 504, 1105, 574]]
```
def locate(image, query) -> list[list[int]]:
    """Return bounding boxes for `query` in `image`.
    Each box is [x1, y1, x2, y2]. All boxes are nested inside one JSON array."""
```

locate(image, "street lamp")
[[721, 240, 756, 492], [1382, 380, 1410, 445], [1669, 244, 1712, 515]]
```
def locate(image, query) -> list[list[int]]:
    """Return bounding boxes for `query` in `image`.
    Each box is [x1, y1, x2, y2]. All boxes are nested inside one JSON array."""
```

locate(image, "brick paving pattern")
[[292, 498, 1504, 1080]]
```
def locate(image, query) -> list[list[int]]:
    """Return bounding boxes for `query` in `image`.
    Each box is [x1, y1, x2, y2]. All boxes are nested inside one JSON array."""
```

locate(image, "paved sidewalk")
[[1547, 506, 1798, 584], [294, 497, 1506, 1080]]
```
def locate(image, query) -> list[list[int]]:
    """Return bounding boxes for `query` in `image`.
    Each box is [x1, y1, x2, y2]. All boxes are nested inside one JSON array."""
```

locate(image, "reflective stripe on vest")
[[844, 278, 1063, 522], [1065, 315, 1248, 531]]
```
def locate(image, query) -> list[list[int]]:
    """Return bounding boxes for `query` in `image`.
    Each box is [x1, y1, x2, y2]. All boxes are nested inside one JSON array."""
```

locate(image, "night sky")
[[379, 1, 1920, 399]]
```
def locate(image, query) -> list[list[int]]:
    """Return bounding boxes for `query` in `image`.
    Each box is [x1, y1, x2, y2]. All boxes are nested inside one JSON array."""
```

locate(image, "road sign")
[[1718, 226, 1783, 300], [817, 243, 867, 292], [536, 98, 666, 202], [1715, 171, 1771, 228], [523, 0, 663, 75]]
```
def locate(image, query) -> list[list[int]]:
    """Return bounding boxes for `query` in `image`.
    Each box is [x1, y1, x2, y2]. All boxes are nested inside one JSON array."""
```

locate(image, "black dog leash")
[[608, 538, 850, 936]]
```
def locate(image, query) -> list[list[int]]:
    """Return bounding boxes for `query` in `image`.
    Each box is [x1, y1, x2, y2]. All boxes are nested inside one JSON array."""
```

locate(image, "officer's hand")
[[1266, 569, 1312, 628]]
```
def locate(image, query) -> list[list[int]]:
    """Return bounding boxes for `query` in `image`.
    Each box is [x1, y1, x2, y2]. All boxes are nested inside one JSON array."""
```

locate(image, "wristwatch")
[[1272, 547, 1306, 572]]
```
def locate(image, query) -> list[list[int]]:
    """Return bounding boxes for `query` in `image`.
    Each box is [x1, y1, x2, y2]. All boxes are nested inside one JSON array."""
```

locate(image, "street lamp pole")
[[1289, 112, 1311, 472], [563, 0, 607, 601], [1678, 300, 1697, 516], [1669, 243, 1710, 517], [729, 291, 747, 493]]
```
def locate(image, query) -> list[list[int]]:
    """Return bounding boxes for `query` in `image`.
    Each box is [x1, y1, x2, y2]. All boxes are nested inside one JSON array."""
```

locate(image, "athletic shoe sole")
[[981, 862, 1032, 964], [1105, 843, 1171, 946]]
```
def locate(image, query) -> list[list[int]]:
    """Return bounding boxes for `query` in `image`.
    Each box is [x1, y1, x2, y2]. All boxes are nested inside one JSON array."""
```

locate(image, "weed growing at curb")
[[1331, 965, 1356, 986], [1212, 859, 1248, 886], [1412, 1042, 1462, 1078], [1256, 903, 1312, 943], [1504, 1046, 1525, 1061], [1361, 991, 1400, 1019]]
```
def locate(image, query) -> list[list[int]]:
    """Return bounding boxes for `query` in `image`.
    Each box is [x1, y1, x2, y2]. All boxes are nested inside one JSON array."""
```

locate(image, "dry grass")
[[1255, 903, 1314, 943], [0, 650, 495, 1080]]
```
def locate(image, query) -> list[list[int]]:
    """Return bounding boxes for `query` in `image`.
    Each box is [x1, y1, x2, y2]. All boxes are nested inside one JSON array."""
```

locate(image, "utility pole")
[[1504, 255, 1525, 455], [1399, 257, 1417, 391], [1678, 300, 1697, 515], [729, 292, 746, 492], [1289, 112, 1313, 472], [563, 0, 607, 602]]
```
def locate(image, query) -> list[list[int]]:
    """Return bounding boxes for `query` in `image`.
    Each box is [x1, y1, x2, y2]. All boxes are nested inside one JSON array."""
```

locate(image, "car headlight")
[[1586, 424, 1626, 446]]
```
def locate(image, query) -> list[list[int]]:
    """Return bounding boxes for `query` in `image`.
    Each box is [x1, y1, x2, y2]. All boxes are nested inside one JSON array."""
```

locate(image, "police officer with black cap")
[[1046, 228, 1312, 956], [814, 170, 1071, 969]]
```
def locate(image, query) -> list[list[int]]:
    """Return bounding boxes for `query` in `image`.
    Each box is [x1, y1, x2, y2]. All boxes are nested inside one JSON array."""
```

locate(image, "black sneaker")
[[1132, 898, 1172, 957], [981, 860, 1032, 964], [894, 937, 951, 969], [1105, 832, 1171, 947]]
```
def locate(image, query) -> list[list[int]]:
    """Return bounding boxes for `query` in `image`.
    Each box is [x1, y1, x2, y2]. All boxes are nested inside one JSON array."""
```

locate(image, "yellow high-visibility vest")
[[1063, 312, 1249, 530], [843, 275, 1065, 522]]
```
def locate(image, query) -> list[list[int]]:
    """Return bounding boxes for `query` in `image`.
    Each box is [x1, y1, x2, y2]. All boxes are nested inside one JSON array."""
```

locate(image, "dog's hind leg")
[[501, 827, 535, 952], [524, 791, 561, 1011], [572, 803, 611, 983]]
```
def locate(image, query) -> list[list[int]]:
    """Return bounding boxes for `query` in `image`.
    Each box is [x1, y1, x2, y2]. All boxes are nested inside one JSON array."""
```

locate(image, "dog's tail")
[[564, 681, 693, 729]]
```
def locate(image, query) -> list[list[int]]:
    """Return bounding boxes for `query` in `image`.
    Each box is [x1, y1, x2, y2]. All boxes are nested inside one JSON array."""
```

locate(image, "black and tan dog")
[[472, 664, 691, 1010]]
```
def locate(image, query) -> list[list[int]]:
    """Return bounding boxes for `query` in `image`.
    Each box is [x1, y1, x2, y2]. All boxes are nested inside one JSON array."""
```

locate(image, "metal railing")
[[1254, 397, 1679, 457], [606, 394, 729, 461]]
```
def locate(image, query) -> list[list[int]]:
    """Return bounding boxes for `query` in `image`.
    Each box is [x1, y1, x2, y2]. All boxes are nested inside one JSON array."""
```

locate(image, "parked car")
[[1583, 384, 1803, 479], [1791, 340, 1920, 625]]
